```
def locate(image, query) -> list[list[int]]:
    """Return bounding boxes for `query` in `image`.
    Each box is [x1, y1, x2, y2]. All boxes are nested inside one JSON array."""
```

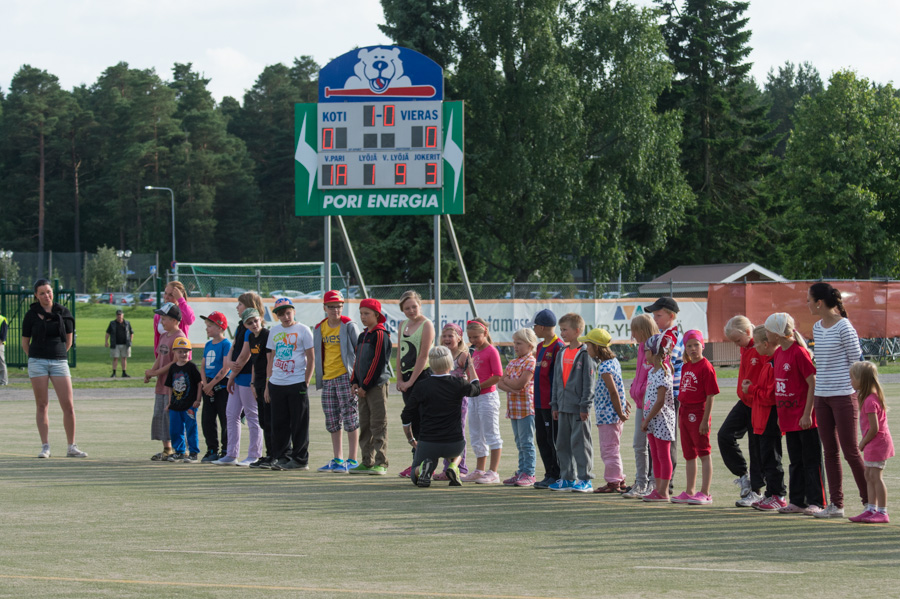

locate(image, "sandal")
[[593, 482, 621, 494], [151, 451, 174, 461]]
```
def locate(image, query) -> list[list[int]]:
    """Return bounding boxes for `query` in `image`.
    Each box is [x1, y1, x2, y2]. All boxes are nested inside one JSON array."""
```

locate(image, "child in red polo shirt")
[[671, 330, 719, 505], [765, 312, 825, 515], [723, 315, 767, 507], [744, 325, 787, 512]]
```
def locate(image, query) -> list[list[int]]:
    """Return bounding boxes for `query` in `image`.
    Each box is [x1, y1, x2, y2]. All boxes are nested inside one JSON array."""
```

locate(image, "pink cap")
[[682, 329, 704, 347]]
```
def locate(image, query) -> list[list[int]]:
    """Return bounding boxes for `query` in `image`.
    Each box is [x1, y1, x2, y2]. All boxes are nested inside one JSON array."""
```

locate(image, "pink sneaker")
[[503, 473, 520, 485], [670, 491, 693, 504], [461, 469, 484, 482], [687, 492, 712, 505], [515, 474, 536, 487], [778, 503, 806, 514], [475, 470, 500, 484], [642, 490, 670, 503], [849, 510, 875, 523], [398, 466, 413, 478], [863, 511, 890, 524], [432, 471, 449, 481], [803, 505, 824, 516]]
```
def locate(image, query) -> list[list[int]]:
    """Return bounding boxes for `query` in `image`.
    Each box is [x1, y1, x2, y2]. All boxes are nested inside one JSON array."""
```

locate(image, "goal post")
[[170, 262, 346, 299]]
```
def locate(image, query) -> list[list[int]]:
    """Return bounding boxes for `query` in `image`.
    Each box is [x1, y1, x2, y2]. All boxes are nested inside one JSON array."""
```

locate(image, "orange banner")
[[706, 281, 900, 341]]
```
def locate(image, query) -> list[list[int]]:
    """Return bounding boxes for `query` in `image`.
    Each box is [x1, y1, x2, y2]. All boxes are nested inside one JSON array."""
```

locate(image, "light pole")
[[144, 186, 176, 273], [115, 250, 132, 292]]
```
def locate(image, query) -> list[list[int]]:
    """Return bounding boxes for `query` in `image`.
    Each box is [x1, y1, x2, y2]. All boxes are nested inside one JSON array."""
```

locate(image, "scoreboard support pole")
[[324, 216, 332, 291], [434, 215, 441, 335], [335, 215, 369, 299], [443, 215, 478, 318]]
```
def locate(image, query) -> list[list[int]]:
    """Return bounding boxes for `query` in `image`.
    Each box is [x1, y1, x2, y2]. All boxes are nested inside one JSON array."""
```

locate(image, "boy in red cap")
[[313, 290, 362, 473], [349, 298, 392, 474]]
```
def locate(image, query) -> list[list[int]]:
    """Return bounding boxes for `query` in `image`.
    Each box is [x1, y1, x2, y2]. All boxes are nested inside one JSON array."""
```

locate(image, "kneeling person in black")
[[409, 346, 480, 487]]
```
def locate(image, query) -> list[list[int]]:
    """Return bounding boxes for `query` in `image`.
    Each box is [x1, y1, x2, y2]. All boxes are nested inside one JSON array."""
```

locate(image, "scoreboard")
[[317, 100, 443, 189], [295, 45, 464, 216]]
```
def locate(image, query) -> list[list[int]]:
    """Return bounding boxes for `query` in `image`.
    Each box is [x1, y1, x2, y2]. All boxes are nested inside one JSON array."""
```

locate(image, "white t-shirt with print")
[[265, 322, 314, 385]]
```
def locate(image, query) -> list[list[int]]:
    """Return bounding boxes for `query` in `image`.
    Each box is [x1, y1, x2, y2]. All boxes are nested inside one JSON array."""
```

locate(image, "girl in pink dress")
[[849, 361, 895, 523]]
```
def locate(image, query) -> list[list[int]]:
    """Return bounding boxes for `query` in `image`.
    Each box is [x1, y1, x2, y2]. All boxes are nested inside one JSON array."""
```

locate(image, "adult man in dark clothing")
[[105, 309, 134, 377]]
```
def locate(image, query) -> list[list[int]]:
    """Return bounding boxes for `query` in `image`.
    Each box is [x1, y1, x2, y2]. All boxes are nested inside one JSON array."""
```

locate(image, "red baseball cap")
[[200, 311, 228, 330], [323, 290, 344, 304], [359, 298, 386, 324]]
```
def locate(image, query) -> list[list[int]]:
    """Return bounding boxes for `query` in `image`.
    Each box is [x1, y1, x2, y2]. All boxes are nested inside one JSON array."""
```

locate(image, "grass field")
[[2, 385, 899, 599]]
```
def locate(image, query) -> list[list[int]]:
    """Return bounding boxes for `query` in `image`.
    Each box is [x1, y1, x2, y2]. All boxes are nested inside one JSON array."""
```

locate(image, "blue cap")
[[533, 309, 557, 327], [273, 297, 295, 313]]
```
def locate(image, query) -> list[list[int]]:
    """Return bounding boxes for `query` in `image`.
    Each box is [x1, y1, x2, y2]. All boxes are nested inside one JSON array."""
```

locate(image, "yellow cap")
[[172, 337, 191, 350], [577, 328, 612, 347]]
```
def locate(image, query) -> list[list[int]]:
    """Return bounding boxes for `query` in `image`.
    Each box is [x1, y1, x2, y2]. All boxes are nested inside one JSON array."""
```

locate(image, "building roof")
[[639, 263, 787, 295]]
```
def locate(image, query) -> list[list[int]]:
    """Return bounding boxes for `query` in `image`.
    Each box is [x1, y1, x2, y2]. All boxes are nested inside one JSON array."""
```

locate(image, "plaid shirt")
[[505, 354, 536, 419]]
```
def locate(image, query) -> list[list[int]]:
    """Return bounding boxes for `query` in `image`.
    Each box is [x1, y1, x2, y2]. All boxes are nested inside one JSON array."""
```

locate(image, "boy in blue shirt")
[[200, 312, 231, 462]]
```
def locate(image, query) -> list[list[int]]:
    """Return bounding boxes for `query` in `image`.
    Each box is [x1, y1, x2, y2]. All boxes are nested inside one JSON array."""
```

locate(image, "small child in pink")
[[849, 361, 894, 523], [640, 333, 676, 502]]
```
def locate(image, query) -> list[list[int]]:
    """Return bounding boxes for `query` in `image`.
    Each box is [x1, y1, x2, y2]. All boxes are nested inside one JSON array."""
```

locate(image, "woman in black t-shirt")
[[20, 279, 87, 459]]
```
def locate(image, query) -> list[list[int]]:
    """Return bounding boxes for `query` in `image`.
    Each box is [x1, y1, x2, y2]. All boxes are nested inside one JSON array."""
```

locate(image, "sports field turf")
[[2, 384, 899, 599]]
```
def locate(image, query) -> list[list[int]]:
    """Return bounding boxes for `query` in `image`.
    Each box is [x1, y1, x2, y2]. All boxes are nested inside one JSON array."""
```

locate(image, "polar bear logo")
[[343, 47, 412, 94]]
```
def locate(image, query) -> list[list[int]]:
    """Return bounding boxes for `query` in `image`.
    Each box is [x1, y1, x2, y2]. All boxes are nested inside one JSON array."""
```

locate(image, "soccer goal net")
[[171, 262, 346, 299]]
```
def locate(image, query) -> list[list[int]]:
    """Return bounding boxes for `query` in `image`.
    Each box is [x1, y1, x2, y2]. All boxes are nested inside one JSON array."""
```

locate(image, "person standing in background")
[[0, 311, 8, 385], [105, 309, 134, 378]]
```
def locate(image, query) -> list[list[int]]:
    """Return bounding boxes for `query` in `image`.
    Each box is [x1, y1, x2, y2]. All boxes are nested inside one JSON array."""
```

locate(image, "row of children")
[[412, 287, 893, 526], [141, 283, 894, 525]]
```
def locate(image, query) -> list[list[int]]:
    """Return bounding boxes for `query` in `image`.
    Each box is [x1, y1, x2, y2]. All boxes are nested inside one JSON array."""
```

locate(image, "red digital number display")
[[364, 164, 376, 186], [425, 163, 438, 185], [425, 126, 437, 148], [383, 105, 395, 127], [395, 163, 407, 185], [336, 164, 347, 186], [363, 105, 376, 127], [322, 128, 334, 150]]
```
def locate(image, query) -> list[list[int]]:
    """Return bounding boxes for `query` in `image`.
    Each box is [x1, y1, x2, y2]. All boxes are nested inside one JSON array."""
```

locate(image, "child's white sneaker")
[[813, 504, 845, 519], [38, 444, 51, 459], [736, 490, 763, 508]]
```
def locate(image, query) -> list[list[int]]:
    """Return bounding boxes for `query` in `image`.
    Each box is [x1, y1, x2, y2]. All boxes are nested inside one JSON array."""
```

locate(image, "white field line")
[[147, 549, 306, 558], [634, 566, 804, 574]]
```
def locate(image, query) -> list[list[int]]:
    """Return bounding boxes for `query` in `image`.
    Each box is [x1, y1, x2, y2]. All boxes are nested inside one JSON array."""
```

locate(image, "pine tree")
[[654, 0, 773, 271]]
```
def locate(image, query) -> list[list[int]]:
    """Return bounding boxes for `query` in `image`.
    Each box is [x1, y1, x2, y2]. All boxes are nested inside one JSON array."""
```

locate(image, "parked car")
[[98, 292, 135, 305], [139, 292, 156, 306], [213, 286, 248, 298], [269, 289, 304, 299], [75, 294, 92, 303]]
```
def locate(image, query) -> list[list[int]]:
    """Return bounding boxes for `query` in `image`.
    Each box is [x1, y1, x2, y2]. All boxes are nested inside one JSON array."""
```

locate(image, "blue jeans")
[[511, 415, 536, 476], [169, 407, 200, 454]]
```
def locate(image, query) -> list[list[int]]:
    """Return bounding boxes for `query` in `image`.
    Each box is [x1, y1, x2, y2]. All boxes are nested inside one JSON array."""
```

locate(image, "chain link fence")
[[1, 251, 159, 293], [366, 281, 709, 302]]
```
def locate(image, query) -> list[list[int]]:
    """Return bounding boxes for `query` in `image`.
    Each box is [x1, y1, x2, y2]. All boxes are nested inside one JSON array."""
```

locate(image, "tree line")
[[2, 0, 899, 284]]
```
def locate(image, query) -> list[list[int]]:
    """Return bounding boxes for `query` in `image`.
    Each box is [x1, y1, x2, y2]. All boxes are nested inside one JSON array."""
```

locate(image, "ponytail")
[[809, 282, 849, 319]]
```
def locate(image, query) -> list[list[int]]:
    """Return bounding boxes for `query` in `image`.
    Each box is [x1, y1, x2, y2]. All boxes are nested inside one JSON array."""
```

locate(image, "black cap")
[[154, 302, 182, 321], [644, 297, 679, 313], [115, 309, 124, 315]]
